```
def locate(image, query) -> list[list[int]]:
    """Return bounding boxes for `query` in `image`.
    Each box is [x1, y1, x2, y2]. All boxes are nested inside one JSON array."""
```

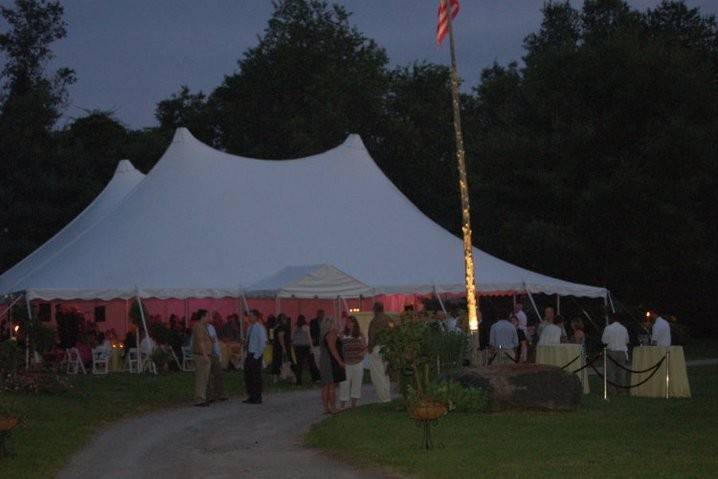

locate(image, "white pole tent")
[[5, 128, 607, 315], [0, 159, 145, 297]]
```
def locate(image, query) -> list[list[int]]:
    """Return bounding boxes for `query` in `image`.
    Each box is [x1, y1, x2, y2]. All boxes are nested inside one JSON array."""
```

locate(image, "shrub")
[[0, 339, 21, 376], [0, 371, 71, 394], [378, 316, 469, 398], [33, 324, 57, 353], [56, 310, 82, 348], [150, 348, 174, 372], [406, 380, 487, 413], [149, 322, 173, 346]]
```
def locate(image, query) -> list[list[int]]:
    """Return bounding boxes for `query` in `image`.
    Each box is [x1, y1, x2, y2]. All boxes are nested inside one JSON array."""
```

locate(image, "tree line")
[[1, 0, 716, 333]]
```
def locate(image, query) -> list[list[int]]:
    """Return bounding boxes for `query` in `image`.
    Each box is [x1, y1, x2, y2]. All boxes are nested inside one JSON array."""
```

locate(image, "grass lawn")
[[0, 370, 310, 479], [306, 366, 718, 478], [682, 337, 718, 361]]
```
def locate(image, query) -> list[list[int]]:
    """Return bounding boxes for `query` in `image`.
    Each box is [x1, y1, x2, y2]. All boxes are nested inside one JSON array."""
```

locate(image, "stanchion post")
[[603, 347, 608, 401], [665, 347, 671, 399]]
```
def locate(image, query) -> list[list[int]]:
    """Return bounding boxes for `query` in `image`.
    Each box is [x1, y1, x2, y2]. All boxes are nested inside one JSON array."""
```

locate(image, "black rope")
[[487, 352, 497, 366], [565, 353, 603, 374], [590, 356, 666, 389], [606, 353, 667, 374], [560, 353, 583, 370], [503, 351, 519, 363]]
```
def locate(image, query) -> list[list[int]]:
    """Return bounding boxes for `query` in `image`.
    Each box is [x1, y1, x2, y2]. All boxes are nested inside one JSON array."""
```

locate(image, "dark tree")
[[208, 0, 389, 158], [0, 0, 75, 270], [468, 0, 718, 332], [155, 86, 214, 145]]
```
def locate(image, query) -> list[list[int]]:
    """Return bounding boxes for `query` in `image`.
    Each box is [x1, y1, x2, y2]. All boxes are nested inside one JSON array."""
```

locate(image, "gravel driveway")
[[57, 386, 391, 479]]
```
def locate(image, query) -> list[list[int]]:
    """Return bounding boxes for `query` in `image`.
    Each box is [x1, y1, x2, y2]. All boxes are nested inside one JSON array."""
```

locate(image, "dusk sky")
[[6, 0, 714, 128]]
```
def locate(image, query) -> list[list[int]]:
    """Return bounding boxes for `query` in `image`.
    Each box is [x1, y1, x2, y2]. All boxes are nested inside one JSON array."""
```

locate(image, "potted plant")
[[378, 319, 448, 419], [0, 400, 18, 457]]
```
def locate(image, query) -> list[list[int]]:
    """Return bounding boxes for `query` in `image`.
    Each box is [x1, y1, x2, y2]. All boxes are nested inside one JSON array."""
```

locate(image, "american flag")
[[436, 0, 460, 46]]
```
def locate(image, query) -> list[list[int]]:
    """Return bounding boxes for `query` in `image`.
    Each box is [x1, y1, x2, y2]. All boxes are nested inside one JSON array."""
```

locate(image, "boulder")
[[443, 364, 581, 412]]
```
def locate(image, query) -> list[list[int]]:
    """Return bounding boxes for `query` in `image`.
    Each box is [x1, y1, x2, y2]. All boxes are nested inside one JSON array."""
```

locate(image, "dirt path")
[[57, 386, 390, 479]]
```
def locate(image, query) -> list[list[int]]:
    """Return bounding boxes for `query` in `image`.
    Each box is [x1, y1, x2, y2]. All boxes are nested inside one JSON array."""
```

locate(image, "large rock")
[[443, 364, 581, 412]]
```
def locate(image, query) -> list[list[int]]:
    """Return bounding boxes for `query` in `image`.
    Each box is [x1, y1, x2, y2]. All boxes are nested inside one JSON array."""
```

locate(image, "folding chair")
[[66, 348, 86, 375], [141, 352, 157, 375], [125, 348, 140, 373], [181, 346, 195, 372], [91, 348, 109, 374], [170, 348, 183, 370]]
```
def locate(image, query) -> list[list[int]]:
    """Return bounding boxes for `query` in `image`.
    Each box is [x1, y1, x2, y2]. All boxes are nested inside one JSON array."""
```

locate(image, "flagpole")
[[445, 2, 480, 344]]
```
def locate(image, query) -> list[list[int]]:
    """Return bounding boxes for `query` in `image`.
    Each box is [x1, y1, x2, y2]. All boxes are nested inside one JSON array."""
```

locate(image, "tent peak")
[[114, 159, 138, 175], [343, 134, 368, 152], [172, 127, 197, 144]]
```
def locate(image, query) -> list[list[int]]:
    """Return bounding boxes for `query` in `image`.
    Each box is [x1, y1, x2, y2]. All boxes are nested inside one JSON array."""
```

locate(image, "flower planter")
[[0, 417, 18, 457], [0, 417, 18, 431], [409, 401, 447, 421]]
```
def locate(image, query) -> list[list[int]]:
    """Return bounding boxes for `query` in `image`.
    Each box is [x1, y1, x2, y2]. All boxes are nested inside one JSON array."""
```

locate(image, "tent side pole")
[[433, 285, 448, 316], [524, 285, 542, 323], [603, 293, 610, 327], [0, 294, 24, 321], [556, 294, 560, 315], [135, 293, 151, 374], [25, 295, 32, 371]]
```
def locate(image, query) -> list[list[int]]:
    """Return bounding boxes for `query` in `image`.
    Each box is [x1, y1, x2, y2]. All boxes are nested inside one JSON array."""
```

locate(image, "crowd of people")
[[188, 302, 393, 412], [486, 302, 674, 392], [486, 303, 588, 360], [2, 297, 676, 405]]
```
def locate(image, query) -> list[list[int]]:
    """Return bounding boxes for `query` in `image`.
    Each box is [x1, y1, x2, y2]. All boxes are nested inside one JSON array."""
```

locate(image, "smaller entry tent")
[[247, 264, 374, 299]]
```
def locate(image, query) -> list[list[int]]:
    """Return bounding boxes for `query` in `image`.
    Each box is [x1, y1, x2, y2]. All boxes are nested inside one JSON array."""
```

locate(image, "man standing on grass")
[[244, 310, 267, 404], [192, 309, 213, 407], [602, 312, 630, 395], [367, 302, 392, 403]]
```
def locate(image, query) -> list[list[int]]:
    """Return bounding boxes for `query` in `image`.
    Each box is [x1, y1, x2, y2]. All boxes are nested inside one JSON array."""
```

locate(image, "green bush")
[[33, 324, 57, 353], [0, 339, 21, 375], [149, 322, 173, 345], [150, 348, 174, 372], [406, 380, 488, 413], [434, 380, 488, 413], [378, 317, 469, 398]]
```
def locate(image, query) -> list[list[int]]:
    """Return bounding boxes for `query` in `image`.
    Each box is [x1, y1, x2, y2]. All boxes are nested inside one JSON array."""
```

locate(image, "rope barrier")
[[564, 353, 603, 374], [503, 351, 519, 363], [559, 353, 583, 371], [605, 353, 666, 374], [487, 352, 497, 366], [590, 356, 666, 390]]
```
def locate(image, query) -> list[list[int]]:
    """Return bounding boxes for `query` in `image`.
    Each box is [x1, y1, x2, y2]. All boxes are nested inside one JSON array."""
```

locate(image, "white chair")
[[91, 348, 109, 374], [181, 346, 195, 372], [125, 348, 140, 373], [140, 351, 158, 375], [170, 348, 183, 370], [66, 348, 86, 375]]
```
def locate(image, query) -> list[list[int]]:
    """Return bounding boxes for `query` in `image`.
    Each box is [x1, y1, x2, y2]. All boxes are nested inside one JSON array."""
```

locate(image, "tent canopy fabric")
[[0, 160, 144, 297], [247, 264, 374, 299], [6, 128, 607, 301]]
